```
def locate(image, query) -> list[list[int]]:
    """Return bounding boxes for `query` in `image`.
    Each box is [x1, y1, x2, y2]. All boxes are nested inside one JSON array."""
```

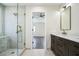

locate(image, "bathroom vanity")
[[51, 33, 79, 56]]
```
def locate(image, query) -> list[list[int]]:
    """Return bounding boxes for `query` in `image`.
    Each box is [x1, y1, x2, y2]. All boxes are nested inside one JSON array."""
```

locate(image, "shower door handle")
[[16, 25, 22, 33]]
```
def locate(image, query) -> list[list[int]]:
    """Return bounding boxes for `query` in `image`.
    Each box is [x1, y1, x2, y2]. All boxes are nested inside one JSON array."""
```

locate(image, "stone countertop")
[[51, 33, 79, 43]]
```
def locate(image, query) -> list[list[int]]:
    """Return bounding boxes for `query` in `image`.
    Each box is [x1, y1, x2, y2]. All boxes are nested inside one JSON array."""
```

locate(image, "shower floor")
[[0, 49, 23, 56]]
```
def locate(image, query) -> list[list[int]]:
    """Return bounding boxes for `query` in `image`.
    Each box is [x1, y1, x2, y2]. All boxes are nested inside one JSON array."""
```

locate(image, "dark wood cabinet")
[[51, 34, 79, 56], [68, 41, 79, 56], [51, 35, 56, 51]]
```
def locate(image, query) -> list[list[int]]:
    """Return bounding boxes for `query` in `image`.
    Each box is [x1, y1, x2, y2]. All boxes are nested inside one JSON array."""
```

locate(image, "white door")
[[32, 12, 46, 49]]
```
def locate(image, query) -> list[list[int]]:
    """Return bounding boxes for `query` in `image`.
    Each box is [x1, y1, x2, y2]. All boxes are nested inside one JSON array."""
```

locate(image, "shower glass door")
[[0, 3, 25, 56], [17, 3, 25, 55], [0, 3, 18, 56]]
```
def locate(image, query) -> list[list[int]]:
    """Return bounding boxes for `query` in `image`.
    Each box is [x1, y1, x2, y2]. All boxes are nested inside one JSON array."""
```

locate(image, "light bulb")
[[60, 8, 64, 12]]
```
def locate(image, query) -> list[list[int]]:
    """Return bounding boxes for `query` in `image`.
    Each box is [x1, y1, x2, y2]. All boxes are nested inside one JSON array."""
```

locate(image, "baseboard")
[[20, 48, 26, 56], [20, 48, 51, 56], [20, 48, 32, 56], [26, 48, 31, 50], [47, 48, 51, 50]]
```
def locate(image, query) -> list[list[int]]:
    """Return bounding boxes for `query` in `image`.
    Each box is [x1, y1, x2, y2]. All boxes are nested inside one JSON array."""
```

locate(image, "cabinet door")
[[69, 41, 79, 56], [51, 35, 55, 50], [64, 39, 70, 56], [56, 37, 65, 56], [51, 35, 53, 50]]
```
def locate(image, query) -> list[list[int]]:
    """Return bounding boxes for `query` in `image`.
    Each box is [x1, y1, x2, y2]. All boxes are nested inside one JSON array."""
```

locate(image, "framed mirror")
[[60, 6, 71, 31]]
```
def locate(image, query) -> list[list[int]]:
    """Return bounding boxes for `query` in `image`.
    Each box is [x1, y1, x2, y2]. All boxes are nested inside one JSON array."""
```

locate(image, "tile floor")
[[22, 49, 55, 56], [0, 49, 17, 56], [0, 49, 23, 56]]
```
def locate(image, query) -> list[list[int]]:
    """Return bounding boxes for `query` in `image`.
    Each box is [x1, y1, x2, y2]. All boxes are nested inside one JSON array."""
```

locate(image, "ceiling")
[[2, 3, 65, 10], [2, 3, 64, 7]]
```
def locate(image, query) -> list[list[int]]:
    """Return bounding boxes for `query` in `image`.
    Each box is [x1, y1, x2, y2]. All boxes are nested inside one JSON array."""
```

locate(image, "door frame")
[[31, 11, 46, 49]]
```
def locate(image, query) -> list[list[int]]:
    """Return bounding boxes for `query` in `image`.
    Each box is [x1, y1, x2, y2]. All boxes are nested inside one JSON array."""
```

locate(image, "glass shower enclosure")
[[0, 3, 26, 56], [17, 3, 26, 56]]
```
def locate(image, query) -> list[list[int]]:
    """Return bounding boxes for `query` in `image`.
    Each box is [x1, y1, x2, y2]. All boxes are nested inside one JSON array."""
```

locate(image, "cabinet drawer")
[[68, 40, 79, 56], [69, 47, 79, 56]]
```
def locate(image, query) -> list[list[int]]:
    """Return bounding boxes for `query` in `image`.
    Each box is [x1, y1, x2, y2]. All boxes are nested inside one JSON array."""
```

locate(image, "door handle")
[[32, 29, 33, 31], [16, 25, 22, 33]]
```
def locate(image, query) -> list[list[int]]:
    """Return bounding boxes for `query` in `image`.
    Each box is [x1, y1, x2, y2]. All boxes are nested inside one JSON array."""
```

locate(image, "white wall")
[[25, 6, 60, 49], [26, 7, 32, 49], [46, 8, 60, 48], [67, 3, 79, 34]]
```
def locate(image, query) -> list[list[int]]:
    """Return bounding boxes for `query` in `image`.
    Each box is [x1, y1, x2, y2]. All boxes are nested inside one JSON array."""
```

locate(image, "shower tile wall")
[[0, 36, 9, 53], [5, 6, 17, 48]]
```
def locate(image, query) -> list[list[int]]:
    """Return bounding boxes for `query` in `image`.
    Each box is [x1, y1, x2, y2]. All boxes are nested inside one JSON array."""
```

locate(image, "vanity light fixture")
[[60, 3, 71, 12], [66, 3, 72, 8], [60, 3, 71, 15]]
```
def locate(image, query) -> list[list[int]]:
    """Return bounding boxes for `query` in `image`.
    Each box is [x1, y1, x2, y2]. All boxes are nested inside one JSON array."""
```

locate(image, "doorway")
[[32, 12, 46, 49]]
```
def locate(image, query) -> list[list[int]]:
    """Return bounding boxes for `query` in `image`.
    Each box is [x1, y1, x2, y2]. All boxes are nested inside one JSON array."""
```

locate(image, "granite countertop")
[[51, 33, 79, 43]]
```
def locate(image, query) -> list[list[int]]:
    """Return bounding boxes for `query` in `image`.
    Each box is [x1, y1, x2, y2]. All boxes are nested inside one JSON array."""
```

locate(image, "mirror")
[[60, 6, 71, 31]]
